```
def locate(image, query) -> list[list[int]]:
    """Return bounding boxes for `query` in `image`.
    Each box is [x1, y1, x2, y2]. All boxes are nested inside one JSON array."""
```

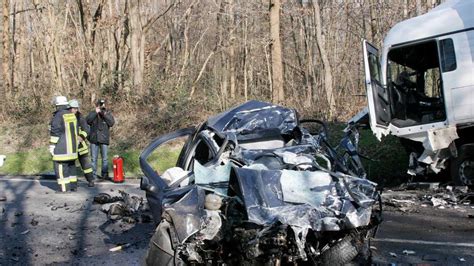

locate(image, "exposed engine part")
[[204, 194, 222, 210]]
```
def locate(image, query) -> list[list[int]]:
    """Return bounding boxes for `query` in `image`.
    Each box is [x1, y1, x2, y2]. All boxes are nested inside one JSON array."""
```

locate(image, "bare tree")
[[269, 0, 284, 103], [2, 0, 9, 97], [128, 0, 145, 92], [312, 0, 336, 118], [0, 0, 443, 135]]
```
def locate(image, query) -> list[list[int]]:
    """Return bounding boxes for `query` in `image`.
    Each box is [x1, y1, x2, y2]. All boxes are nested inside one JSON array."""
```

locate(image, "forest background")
[[0, 0, 444, 179]]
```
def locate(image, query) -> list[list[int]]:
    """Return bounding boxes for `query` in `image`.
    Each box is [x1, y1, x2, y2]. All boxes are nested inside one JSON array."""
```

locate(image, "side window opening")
[[194, 140, 213, 164], [183, 131, 220, 171], [387, 40, 446, 127]]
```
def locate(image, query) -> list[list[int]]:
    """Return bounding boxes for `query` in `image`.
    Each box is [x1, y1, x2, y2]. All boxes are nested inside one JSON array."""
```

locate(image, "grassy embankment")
[[0, 123, 181, 177], [0, 147, 180, 178], [0, 123, 409, 185]]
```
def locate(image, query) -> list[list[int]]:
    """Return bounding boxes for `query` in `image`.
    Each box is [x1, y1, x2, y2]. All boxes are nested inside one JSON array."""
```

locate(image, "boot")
[[70, 181, 78, 192], [85, 173, 95, 187], [101, 172, 110, 181]]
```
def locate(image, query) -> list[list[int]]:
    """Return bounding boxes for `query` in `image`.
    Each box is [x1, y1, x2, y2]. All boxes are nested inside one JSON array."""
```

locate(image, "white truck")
[[362, 0, 474, 185]]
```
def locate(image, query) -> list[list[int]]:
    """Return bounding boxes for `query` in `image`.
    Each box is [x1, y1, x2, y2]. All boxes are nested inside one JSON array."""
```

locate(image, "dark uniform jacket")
[[76, 112, 90, 156], [50, 106, 79, 161], [86, 110, 115, 145], [76, 112, 90, 139]]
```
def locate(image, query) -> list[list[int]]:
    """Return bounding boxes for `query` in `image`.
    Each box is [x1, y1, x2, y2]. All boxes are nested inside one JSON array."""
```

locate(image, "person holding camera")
[[86, 99, 115, 180]]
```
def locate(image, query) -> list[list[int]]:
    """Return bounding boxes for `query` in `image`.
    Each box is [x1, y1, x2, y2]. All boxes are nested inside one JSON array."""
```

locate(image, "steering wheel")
[[300, 119, 329, 140]]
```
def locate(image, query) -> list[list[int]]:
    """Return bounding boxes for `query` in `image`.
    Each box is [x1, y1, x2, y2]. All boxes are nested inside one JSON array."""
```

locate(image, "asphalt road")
[[372, 191, 474, 265], [1, 176, 473, 265], [0, 176, 154, 265]]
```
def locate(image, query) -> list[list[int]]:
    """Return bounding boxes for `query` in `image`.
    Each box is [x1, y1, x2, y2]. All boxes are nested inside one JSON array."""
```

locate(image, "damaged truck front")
[[140, 101, 381, 265], [362, 0, 474, 185]]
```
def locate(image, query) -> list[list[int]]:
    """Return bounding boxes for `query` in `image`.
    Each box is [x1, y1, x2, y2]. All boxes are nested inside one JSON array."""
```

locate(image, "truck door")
[[363, 40, 391, 139]]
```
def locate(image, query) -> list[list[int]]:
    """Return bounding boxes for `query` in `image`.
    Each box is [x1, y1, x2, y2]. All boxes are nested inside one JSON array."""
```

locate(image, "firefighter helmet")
[[53, 96, 68, 106], [68, 99, 80, 108]]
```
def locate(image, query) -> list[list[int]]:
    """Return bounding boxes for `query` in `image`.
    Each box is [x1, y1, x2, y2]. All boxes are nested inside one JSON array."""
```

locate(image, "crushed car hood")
[[140, 100, 382, 263]]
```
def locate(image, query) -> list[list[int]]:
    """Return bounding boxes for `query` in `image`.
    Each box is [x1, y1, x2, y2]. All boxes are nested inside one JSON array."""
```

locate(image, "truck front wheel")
[[451, 144, 474, 186]]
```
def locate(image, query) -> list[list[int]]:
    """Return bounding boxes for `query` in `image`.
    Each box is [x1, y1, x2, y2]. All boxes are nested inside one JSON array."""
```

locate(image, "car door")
[[363, 40, 391, 140]]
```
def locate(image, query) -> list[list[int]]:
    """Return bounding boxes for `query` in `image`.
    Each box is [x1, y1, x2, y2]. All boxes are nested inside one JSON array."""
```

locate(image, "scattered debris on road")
[[406, 182, 440, 190], [109, 243, 131, 252], [30, 218, 38, 226], [94, 190, 152, 224], [383, 184, 473, 213], [403, 250, 416, 255], [431, 197, 447, 207], [93, 193, 122, 204], [422, 254, 440, 262]]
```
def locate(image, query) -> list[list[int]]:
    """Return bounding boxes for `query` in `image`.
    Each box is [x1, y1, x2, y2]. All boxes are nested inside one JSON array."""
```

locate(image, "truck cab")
[[363, 0, 474, 185]]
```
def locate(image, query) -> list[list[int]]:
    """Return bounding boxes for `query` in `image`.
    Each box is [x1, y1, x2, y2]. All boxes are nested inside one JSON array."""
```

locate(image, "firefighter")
[[49, 96, 79, 192], [68, 99, 95, 187]]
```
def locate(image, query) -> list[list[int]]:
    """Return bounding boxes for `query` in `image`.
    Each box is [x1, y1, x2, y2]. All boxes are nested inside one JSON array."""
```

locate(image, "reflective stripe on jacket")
[[76, 112, 90, 140], [50, 108, 79, 161], [78, 141, 89, 156]]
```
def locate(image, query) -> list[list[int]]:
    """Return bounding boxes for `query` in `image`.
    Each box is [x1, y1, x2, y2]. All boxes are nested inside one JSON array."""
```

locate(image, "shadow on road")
[[99, 219, 154, 249], [38, 179, 58, 191], [0, 179, 35, 264]]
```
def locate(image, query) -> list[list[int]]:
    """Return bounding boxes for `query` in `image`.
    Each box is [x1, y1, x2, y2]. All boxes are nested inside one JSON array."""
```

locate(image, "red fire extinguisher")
[[113, 155, 124, 183]]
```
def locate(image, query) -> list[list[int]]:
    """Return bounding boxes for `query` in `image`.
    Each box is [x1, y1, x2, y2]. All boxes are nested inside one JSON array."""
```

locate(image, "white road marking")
[[373, 238, 474, 248], [0, 177, 139, 186]]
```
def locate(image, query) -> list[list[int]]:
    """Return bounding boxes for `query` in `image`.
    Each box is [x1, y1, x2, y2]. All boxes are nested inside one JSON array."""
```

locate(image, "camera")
[[98, 99, 106, 111]]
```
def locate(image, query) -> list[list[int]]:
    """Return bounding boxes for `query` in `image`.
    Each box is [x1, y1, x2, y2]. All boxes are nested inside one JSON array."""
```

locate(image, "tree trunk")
[[47, 4, 63, 92], [269, 0, 284, 104], [416, 0, 423, 15], [369, 0, 377, 42], [313, 0, 336, 118], [10, 3, 16, 95], [228, 0, 236, 99], [2, 0, 10, 97], [130, 0, 144, 91], [403, 0, 409, 18], [243, 16, 248, 101]]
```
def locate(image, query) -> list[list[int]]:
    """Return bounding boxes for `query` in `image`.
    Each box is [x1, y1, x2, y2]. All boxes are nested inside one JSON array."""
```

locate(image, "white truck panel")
[[445, 31, 474, 124]]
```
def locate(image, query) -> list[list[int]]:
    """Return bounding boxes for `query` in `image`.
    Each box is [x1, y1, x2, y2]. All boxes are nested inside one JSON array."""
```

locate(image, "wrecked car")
[[140, 101, 382, 265]]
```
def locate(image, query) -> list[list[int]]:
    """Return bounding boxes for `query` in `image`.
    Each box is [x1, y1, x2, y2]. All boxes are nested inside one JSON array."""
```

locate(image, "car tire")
[[145, 220, 184, 266], [319, 235, 360, 266], [450, 144, 474, 186]]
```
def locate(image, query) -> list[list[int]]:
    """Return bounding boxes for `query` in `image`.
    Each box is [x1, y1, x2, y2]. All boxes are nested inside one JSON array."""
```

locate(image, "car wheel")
[[319, 235, 360, 266], [145, 220, 184, 266], [451, 144, 474, 186]]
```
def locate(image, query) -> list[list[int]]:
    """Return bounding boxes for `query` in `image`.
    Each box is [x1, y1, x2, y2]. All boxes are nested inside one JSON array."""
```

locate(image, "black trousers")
[[78, 141, 94, 182], [53, 160, 77, 192]]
